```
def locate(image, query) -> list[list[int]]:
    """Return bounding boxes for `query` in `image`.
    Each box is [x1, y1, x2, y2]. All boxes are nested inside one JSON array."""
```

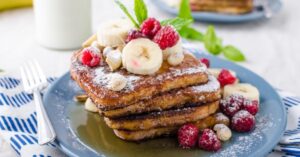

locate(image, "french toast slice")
[[100, 75, 221, 118], [104, 101, 219, 131], [190, 0, 253, 14], [113, 113, 224, 141], [71, 50, 208, 110]]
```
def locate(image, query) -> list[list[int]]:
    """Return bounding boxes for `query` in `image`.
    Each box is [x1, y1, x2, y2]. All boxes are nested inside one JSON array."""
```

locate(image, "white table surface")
[[0, 0, 299, 156]]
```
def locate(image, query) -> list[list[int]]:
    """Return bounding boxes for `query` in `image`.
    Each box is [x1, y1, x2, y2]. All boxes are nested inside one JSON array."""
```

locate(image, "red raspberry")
[[218, 69, 236, 87], [231, 110, 255, 132], [153, 26, 179, 50], [220, 95, 244, 117], [140, 18, 161, 39], [126, 30, 145, 43], [200, 58, 210, 68], [177, 124, 199, 149], [198, 129, 221, 152], [243, 99, 259, 115], [81, 48, 101, 67]]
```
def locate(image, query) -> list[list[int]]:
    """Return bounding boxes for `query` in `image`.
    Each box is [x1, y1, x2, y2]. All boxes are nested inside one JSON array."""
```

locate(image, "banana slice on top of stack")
[[97, 19, 134, 47], [122, 38, 163, 75]]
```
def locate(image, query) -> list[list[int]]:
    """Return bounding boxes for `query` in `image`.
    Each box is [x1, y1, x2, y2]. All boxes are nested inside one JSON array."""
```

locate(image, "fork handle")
[[33, 91, 56, 145]]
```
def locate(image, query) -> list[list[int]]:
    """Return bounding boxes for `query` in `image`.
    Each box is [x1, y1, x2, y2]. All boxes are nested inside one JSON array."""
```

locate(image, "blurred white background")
[[0, 0, 299, 156]]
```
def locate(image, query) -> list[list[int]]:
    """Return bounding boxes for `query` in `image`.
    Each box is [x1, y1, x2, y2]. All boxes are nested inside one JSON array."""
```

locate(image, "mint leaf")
[[161, 17, 193, 30], [179, 0, 193, 20], [178, 26, 204, 41], [204, 26, 223, 55], [134, 0, 148, 24], [223, 45, 246, 62], [115, 0, 140, 28]]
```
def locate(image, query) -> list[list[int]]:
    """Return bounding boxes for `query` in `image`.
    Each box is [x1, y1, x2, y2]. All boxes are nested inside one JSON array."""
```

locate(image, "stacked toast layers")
[[71, 50, 222, 141], [190, 0, 253, 14]]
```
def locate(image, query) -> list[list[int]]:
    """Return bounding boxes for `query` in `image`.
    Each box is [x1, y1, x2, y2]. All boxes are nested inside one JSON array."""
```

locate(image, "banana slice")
[[162, 39, 183, 60], [122, 38, 163, 75], [107, 73, 127, 91], [85, 98, 98, 113], [97, 19, 133, 47], [82, 34, 97, 48], [223, 83, 260, 101], [106, 50, 122, 71], [167, 51, 184, 66]]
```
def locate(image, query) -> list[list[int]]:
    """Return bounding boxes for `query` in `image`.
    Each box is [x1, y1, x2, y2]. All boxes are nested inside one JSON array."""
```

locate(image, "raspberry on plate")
[[220, 95, 244, 117], [81, 48, 101, 67], [200, 58, 210, 68], [177, 124, 199, 149], [126, 30, 145, 43], [218, 69, 236, 87], [140, 18, 161, 39], [243, 99, 259, 115], [231, 110, 255, 132], [153, 26, 179, 50], [198, 129, 221, 152]]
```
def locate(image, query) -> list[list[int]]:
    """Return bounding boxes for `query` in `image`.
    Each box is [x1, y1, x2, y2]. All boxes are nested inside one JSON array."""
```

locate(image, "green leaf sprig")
[[115, 0, 148, 28], [134, 0, 148, 24]]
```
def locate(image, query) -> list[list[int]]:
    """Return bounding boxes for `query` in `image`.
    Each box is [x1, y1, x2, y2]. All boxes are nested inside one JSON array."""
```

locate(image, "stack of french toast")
[[71, 44, 223, 141], [69, 1, 261, 152], [190, 0, 253, 14]]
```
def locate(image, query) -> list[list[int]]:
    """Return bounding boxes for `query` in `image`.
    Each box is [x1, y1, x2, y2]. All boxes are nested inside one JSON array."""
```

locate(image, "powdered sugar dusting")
[[191, 75, 220, 93], [93, 67, 141, 91], [171, 66, 207, 77]]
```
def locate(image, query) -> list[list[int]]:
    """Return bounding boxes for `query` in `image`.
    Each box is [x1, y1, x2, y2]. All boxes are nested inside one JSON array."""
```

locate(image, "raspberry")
[[200, 58, 210, 68], [231, 110, 255, 132], [218, 69, 236, 87], [220, 95, 244, 117], [81, 47, 101, 67], [126, 30, 145, 43], [140, 18, 161, 39], [153, 26, 179, 50], [243, 99, 259, 115], [177, 124, 199, 149], [198, 129, 221, 152]]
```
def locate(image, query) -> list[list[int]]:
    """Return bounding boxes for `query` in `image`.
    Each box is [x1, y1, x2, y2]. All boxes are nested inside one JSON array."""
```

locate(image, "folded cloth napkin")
[[0, 46, 299, 157]]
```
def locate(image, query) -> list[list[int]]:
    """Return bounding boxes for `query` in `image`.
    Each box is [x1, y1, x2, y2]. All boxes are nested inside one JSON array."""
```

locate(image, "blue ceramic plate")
[[152, 0, 282, 23], [43, 53, 286, 157]]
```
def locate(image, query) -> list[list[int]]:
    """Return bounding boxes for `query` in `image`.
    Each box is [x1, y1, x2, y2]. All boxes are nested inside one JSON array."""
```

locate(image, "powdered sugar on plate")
[[211, 114, 274, 157]]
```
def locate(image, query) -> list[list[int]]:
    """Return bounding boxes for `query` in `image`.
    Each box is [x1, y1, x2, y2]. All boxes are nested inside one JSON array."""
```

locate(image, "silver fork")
[[20, 60, 56, 145]]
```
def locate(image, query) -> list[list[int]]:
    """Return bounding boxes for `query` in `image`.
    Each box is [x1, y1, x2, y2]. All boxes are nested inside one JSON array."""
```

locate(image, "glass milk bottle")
[[33, 0, 92, 50]]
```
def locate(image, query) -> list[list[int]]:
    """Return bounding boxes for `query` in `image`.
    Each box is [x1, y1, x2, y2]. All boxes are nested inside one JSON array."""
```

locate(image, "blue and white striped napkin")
[[0, 73, 65, 157], [0, 46, 300, 157]]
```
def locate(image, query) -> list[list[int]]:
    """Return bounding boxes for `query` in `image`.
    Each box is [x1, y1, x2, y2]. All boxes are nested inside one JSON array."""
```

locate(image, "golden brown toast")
[[71, 50, 208, 110], [190, 0, 253, 14], [104, 101, 219, 131], [113, 113, 227, 141], [100, 75, 221, 118]]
